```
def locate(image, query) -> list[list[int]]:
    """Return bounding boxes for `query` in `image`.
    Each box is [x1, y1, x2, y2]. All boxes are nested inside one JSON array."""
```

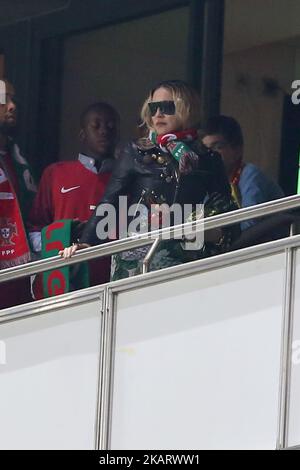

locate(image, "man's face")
[[0, 80, 17, 131], [202, 133, 242, 175], [80, 109, 118, 159]]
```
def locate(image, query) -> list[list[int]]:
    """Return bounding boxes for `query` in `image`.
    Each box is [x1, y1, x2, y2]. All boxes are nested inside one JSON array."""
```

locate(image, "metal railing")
[[1, 194, 300, 449], [0, 194, 300, 284]]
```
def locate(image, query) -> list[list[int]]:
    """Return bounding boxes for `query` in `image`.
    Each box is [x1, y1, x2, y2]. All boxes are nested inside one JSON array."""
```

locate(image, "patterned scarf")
[[230, 159, 244, 208], [0, 140, 36, 268], [149, 129, 199, 175], [41, 219, 89, 298]]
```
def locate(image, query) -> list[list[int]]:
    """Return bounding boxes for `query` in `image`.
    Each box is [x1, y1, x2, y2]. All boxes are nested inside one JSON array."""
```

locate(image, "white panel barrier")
[[111, 253, 286, 450], [288, 249, 300, 448], [1, 198, 300, 450], [1, 240, 300, 449], [0, 294, 103, 450]]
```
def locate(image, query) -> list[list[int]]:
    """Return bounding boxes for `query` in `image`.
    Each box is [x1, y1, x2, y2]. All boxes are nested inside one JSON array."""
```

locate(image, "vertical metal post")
[[290, 223, 296, 237], [106, 289, 117, 450], [189, 0, 224, 120], [94, 290, 107, 450], [142, 239, 160, 274], [277, 246, 296, 449], [95, 287, 116, 450]]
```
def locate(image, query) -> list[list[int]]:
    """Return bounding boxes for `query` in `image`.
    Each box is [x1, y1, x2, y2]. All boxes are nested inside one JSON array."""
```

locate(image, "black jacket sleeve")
[[209, 152, 232, 200], [80, 143, 135, 246]]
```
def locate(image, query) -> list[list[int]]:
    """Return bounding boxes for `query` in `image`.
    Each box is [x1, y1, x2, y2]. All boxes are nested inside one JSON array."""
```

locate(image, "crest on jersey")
[[0, 218, 17, 246]]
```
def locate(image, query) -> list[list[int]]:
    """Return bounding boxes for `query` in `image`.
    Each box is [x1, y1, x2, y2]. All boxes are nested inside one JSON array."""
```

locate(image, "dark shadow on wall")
[[279, 94, 300, 196]]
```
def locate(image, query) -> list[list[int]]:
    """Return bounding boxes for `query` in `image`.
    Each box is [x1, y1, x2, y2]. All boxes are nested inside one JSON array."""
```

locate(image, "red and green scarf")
[[230, 159, 245, 208], [41, 219, 89, 297], [0, 141, 36, 269], [149, 128, 199, 175]]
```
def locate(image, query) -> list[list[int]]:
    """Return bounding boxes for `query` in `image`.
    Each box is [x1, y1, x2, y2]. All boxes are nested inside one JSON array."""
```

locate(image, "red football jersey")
[[29, 160, 111, 227]]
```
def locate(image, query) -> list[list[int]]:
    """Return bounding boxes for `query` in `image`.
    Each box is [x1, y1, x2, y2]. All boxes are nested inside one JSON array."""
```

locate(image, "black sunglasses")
[[148, 100, 176, 116]]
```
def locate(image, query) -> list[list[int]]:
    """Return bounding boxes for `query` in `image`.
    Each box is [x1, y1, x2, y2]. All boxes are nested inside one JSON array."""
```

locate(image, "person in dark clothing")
[[0, 79, 36, 309], [202, 115, 284, 230], [60, 80, 238, 279]]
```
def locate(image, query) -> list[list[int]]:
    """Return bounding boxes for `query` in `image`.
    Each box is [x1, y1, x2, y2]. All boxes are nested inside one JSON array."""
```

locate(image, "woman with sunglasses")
[[60, 80, 238, 279]]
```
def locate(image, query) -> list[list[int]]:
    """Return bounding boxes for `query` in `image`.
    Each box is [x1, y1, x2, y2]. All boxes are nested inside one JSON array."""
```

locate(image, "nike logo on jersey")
[[61, 186, 81, 194]]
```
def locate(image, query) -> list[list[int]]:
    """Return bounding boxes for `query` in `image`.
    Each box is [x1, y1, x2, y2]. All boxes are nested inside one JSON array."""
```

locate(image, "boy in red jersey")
[[29, 102, 120, 297]]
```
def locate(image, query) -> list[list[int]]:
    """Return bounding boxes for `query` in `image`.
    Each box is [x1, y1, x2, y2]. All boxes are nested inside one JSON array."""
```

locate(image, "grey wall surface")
[[60, 7, 189, 159]]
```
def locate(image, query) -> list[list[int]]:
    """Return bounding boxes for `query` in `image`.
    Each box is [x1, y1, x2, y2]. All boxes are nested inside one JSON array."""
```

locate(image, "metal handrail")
[[0, 194, 300, 284]]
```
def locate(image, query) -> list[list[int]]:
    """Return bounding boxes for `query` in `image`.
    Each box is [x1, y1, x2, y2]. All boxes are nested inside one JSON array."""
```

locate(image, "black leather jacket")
[[80, 138, 232, 246]]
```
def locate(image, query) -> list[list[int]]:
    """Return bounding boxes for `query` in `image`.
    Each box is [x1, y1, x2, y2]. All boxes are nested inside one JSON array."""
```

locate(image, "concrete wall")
[[60, 7, 189, 160], [224, 0, 300, 53], [221, 0, 300, 182], [0, 55, 4, 78], [221, 42, 297, 180]]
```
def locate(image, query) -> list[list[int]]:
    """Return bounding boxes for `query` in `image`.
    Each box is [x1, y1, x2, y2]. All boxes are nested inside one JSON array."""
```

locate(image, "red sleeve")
[[27, 165, 54, 231]]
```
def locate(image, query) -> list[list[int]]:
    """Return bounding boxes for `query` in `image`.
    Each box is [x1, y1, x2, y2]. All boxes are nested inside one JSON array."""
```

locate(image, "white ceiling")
[[1, 1, 300, 53], [0, 0, 68, 25]]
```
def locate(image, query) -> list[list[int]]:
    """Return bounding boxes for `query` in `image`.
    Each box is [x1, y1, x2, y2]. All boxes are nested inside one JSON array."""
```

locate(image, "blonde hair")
[[140, 80, 202, 132]]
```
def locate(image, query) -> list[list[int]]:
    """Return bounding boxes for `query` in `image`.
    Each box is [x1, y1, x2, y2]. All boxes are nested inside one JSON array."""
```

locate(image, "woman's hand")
[[150, 203, 171, 229], [59, 243, 90, 259]]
